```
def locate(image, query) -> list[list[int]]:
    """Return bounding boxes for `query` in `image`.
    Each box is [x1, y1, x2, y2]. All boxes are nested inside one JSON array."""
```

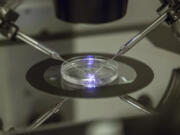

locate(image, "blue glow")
[[81, 55, 99, 88], [87, 58, 94, 66], [81, 55, 95, 68], [87, 74, 96, 82], [81, 73, 97, 88], [86, 55, 94, 58], [86, 73, 96, 88]]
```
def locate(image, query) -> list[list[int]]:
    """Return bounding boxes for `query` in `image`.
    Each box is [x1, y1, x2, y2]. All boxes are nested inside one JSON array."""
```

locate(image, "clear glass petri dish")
[[61, 55, 119, 88]]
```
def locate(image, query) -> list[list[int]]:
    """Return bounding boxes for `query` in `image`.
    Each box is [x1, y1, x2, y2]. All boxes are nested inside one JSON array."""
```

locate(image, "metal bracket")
[[0, 8, 19, 39], [158, 0, 180, 24]]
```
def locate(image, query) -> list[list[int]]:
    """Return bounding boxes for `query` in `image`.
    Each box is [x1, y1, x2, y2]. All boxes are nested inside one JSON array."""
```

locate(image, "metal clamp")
[[0, 7, 19, 39], [158, 0, 180, 24]]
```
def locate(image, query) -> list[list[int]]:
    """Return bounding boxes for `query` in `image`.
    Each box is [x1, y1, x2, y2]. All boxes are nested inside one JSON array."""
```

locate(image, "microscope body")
[[54, 0, 128, 23]]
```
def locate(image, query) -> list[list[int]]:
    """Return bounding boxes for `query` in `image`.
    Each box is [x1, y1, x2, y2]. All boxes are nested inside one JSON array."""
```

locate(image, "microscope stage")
[[26, 53, 154, 98]]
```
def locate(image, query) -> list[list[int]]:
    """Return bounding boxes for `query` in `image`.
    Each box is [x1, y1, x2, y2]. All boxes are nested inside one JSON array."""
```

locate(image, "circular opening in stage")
[[61, 55, 119, 88]]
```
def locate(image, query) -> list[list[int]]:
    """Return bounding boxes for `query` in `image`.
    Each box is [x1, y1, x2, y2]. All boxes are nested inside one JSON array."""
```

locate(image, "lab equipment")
[[0, 0, 179, 80], [54, 0, 128, 23], [94, 11, 168, 74], [6, 91, 180, 135], [6, 69, 180, 134], [0, 0, 179, 62], [16, 32, 65, 61], [0, 0, 179, 131], [61, 56, 119, 88], [26, 53, 154, 98], [29, 98, 68, 130]]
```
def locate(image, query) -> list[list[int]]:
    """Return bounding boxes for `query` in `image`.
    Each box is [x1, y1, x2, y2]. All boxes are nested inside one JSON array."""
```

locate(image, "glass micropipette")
[[29, 98, 68, 129], [94, 11, 168, 74], [16, 31, 86, 74], [16, 32, 67, 61]]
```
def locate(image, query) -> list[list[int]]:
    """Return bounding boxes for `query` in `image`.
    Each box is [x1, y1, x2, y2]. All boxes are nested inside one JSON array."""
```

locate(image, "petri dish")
[[61, 55, 119, 88]]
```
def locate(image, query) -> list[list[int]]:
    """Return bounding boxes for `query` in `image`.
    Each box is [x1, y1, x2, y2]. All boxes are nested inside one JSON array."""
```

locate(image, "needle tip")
[[51, 52, 65, 62]]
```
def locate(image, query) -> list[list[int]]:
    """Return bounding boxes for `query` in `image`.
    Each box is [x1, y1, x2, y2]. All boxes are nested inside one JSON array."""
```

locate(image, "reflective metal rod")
[[16, 32, 87, 75], [95, 12, 168, 74], [29, 98, 68, 130], [16, 31, 65, 61], [116, 11, 168, 56], [120, 95, 156, 114]]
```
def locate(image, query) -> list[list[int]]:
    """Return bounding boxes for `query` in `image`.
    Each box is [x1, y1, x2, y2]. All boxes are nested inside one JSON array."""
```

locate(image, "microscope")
[[0, 0, 180, 134]]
